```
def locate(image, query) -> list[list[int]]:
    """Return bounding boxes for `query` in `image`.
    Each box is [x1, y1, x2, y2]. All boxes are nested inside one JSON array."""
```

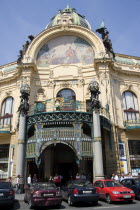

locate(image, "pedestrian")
[[54, 174, 61, 187], [111, 173, 114, 180], [16, 175, 21, 194], [81, 173, 86, 180], [75, 173, 81, 180], [8, 177, 12, 183], [32, 174, 37, 183], [120, 174, 125, 181], [138, 172, 140, 178], [128, 172, 133, 178], [49, 176, 54, 183], [87, 172, 92, 182], [114, 173, 119, 181], [27, 174, 32, 187]]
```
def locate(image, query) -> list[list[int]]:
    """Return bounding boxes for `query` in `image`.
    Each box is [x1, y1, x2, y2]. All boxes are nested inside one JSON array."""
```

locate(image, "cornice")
[[94, 57, 122, 71], [94, 57, 140, 78], [18, 62, 37, 71], [0, 70, 20, 84]]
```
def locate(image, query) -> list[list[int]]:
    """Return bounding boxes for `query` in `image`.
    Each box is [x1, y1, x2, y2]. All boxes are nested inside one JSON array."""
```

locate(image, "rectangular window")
[[0, 144, 9, 161], [128, 140, 140, 167]]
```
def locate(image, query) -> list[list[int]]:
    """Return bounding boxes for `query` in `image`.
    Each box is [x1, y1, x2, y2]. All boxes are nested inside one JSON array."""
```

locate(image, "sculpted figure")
[[96, 23, 115, 58]]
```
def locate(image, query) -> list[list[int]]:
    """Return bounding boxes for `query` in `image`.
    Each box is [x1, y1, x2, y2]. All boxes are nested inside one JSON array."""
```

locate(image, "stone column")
[[16, 84, 30, 192], [89, 79, 104, 181], [93, 111, 104, 180]]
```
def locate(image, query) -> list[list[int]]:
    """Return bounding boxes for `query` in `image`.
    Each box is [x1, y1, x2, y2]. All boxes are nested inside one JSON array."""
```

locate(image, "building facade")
[[0, 6, 140, 183]]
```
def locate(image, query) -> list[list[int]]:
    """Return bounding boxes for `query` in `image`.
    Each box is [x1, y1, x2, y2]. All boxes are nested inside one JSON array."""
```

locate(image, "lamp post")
[[16, 83, 30, 192], [89, 79, 104, 181]]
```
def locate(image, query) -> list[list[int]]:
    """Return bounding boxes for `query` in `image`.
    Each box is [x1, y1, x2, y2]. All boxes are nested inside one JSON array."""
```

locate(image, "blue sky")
[[0, 0, 140, 66]]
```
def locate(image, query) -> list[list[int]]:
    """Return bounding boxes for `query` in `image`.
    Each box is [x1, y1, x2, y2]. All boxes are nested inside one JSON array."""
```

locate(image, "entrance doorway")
[[27, 142, 93, 183], [39, 143, 78, 184]]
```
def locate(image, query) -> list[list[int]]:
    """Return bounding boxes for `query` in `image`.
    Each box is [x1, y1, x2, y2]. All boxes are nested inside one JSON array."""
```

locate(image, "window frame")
[[122, 91, 139, 122], [0, 97, 14, 128]]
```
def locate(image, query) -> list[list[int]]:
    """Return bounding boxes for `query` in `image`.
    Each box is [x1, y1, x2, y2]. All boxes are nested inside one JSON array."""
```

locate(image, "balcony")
[[29, 99, 86, 115], [28, 99, 111, 120], [124, 119, 140, 130], [0, 170, 8, 180], [0, 124, 11, 134]]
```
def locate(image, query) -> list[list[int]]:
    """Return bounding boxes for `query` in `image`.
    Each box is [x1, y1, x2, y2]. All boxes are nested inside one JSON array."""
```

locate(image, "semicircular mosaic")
[[36, 36, 95, 67]]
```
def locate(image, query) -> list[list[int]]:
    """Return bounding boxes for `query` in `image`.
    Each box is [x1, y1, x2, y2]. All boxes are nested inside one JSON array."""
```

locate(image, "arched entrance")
[[40, 143, 78, 184], [27, 142, 79, 184]]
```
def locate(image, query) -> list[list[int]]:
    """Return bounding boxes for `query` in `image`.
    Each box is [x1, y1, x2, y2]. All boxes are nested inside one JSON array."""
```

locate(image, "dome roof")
[[46, 5, 91, 30]]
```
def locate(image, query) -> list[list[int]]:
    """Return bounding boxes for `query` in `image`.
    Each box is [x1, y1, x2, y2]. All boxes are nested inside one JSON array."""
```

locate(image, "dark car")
[[61, 179, 99, 206], [24, 182, 62, 209], [121, 178, 140, 200], [0, 182, 15, 207], [93, 179, 135, 204]]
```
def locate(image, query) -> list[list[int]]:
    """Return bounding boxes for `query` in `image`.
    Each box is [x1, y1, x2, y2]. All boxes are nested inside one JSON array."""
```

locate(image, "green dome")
[[46, 5, 91, 29]]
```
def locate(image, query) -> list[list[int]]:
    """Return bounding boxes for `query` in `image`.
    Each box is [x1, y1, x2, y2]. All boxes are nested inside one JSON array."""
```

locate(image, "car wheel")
[[137, 192, 140, 200], [56, 204, 61, 209], [9, 203, 14, 208], [106, 194, 112, 204], [128, 200, 133, 203], [92, 200, 98, 205], [28, 198, 34, 209], [68, 196, 73, 206]]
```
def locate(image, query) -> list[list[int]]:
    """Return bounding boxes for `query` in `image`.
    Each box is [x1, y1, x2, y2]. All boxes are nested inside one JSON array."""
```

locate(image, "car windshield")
[[0, 182, 10, 189], [34, 183, 56, 190], [104, 181, 122, 187], [72, 180, 92, 187]]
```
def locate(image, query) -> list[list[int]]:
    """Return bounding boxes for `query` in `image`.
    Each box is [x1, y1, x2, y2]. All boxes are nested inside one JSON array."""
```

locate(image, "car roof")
[[123, 178, 140, 180], [94, 179, 113, 182], [33, 182, 55, 184]]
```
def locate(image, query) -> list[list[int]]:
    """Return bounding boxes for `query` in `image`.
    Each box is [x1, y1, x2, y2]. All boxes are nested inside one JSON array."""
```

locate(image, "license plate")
[[123, 195, 131, 198], [0, 193, 3, 196], [43, 193, 53, 196], [83, 191, 92, 194]]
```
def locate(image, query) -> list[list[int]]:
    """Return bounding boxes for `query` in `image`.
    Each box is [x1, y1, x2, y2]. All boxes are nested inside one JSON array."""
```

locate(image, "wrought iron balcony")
[[29, 99, 86, 115], [0, 124, 11, 133], [124, 119, 140, 130], [28, 99, 111, 120], [28, 126, 92, 142]]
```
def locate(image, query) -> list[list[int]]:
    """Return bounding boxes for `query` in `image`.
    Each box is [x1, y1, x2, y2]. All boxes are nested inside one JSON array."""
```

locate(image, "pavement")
[[15, 193, 25, 202]]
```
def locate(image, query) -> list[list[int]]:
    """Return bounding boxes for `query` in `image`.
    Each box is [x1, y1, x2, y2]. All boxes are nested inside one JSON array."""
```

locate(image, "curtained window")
[[122, 91, 139, 122], [0, 97, 14, 128]]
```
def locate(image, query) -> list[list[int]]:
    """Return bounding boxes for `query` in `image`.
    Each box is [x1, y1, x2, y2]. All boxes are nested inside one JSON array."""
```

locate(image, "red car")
[[24, 182, 62, 209], [93, 179, 135, 204]]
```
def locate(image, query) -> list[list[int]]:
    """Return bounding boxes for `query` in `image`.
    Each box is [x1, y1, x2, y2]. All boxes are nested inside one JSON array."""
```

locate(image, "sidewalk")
[[15, 193, 25, 202]]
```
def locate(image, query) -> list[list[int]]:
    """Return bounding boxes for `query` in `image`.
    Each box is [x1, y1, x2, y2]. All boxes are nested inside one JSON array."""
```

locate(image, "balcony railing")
[[124, 119, 140, 129], [99, 107, 110, 119], [0, 171, 8, 180], [0, 124, 11, 133], [29, 99, 86, 115], [0, 158, 8, 161], [28, 99, 110, 120], [28, 127, 92, 142]]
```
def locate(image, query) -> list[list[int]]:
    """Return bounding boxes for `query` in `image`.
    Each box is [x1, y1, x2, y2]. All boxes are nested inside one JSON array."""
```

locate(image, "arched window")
[[122, 91, 139, 121], [0, 97, 14, 128], [56, 89, 76, 111]]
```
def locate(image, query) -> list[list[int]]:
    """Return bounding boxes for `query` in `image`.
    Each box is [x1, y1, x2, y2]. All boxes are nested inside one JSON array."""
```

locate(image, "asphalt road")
[[6, 199, 140, 210]]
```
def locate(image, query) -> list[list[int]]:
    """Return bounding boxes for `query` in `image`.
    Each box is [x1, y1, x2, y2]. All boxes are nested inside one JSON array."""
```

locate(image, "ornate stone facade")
[[0, 6, 140, 182]]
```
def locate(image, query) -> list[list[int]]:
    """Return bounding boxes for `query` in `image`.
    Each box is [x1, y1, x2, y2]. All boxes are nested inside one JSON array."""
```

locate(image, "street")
[[7, 199, 140, 210]]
